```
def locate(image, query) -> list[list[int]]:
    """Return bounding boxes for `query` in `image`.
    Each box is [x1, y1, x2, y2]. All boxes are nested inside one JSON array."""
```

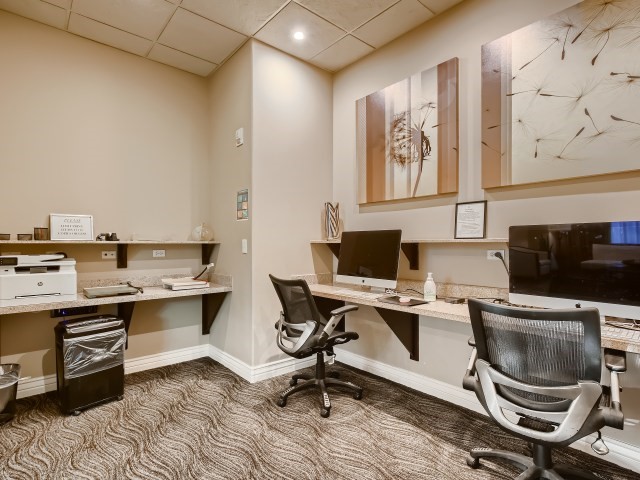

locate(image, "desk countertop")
[[308, 283, 640, 355], [0, 284, 232, 316]]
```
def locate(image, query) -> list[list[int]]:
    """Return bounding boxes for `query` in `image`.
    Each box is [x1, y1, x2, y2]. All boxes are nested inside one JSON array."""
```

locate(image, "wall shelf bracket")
[[202, 292, 229, 335], [374, 308, 419, 361]]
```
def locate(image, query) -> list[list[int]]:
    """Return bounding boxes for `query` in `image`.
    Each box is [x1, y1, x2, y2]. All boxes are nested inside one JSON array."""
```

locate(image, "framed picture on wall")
[[50, 214, 94, 241], [454, 201, 487, 239]]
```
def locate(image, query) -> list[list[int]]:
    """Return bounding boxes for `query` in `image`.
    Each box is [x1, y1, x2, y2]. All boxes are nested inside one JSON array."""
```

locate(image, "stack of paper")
[[161, 277, 209, 291]]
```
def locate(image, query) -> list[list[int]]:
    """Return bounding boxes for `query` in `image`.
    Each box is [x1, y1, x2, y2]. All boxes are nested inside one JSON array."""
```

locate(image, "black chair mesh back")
[[270, 276, 321, 336], [480, 311, 588, 403]]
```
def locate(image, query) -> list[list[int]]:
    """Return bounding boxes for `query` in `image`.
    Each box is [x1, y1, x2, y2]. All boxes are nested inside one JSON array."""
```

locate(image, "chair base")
[[276, 352, 363, 417], [466, 446, 601, 480]]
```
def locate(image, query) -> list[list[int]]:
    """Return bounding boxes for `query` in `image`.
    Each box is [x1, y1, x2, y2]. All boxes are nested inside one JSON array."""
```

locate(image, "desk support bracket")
[[202, 292, 228, 335], [117, 244, 128, 269], [374, 308, 419, 361], [117, 302, 136, 349]]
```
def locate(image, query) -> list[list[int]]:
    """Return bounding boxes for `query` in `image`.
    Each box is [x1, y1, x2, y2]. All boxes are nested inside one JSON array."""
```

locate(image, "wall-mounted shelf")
[[311, 238, 508, 271], [0, 240, 220, 269]]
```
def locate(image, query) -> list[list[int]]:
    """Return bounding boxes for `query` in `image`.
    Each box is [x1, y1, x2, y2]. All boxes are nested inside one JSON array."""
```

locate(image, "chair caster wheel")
[[71, 410, 81, 416], [353, 391, 363, 400], [289, 379, 297, 386], [320, 408, 331, 418], [466, 456, 480, 469], [277, 398, 287, 408]]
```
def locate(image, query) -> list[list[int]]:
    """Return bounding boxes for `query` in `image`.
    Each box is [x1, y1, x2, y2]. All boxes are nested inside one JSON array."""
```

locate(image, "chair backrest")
[[467, 299, 601, 407], [269, 275, 322, 333]]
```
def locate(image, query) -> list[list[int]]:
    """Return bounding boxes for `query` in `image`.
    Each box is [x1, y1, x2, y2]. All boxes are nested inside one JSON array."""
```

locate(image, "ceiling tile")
[[159, 8, 247, 63], [148, 43, 217, 76], [296, 0, 397, 32], [68, 13, 153, 56], [181, 0, 286, 36], [43, 0, 71, 9], [416, 0, 464, 15], [0, 0, 67, 29], [311, 35, 373, 72], [254, 2, 345, 60], [353, 0, 433, 48], [72, 0, 175, 40]]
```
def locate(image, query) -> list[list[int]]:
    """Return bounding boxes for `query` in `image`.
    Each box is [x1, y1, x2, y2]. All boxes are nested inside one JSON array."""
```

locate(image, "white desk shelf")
[[311, 238, 508, 270], [0, 240, 220, 269]]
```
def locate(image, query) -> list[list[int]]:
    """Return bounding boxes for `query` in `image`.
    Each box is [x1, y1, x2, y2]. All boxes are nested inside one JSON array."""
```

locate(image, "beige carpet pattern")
[[0, 358, 636, 479]]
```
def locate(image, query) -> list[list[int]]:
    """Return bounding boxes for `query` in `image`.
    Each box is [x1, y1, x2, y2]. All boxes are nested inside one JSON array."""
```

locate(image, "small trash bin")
[[55, 315, 126, 415], [0, 363, 21, 423]]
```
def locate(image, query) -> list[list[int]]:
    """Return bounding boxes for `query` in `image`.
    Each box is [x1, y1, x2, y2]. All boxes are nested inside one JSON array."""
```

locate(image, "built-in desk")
[[0, 284, 232, 345], [308, 283, 640, 358]]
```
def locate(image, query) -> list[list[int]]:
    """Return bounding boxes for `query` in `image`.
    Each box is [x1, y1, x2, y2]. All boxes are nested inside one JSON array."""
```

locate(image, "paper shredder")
[[55, 315, 126, 415], [0, 363, 20, 423]]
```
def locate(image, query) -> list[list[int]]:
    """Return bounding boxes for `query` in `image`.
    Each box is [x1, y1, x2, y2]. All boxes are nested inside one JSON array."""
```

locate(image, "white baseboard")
[[208, 344, 316, 383], [335, 349, 640, 474], [16, 344, 211, 399]]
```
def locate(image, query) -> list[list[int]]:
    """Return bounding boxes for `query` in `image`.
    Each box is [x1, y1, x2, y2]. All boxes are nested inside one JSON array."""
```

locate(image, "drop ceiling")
[[0, 0, 463, 77]]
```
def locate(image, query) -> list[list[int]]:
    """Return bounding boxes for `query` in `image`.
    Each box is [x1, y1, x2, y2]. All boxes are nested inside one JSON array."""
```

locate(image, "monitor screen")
[[509, 221, 640, 319], [336, 230, 402, 289]]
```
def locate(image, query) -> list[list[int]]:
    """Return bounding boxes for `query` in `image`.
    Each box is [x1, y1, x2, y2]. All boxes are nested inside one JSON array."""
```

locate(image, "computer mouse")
[[399, 296, 411, 303]]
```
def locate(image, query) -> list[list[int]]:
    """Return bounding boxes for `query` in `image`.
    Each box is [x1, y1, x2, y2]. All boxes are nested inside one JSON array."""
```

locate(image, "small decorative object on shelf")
[[0, 234, 9, 240], [191, 223, 214, 241], [17, 234, 32, 240], [50, 213, 94, 241], [34, 227, 49, 240], [324, 202, 340, 240]]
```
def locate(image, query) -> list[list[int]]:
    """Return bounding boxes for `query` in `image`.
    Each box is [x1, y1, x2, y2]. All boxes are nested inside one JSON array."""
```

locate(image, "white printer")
[[0, 254, 77, 307]]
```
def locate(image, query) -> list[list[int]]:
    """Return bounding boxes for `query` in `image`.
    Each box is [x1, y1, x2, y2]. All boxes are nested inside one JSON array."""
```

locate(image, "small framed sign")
[[50, 214, 94, 241], [454, 201, 487, 239]]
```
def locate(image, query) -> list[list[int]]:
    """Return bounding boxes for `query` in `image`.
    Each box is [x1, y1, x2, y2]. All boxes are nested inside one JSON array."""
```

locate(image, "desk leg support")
[[374, 308, 419, 361], [202, 292, 228, 335], [117, 302, 136, 350]]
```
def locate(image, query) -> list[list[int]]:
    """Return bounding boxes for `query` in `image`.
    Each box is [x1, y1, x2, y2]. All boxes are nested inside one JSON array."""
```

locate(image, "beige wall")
[[0, 12, 211, 379], [0, 11, 210, 239], [251, 41, 334, 366], [207, 41, 253, 364], [332, 0, 640, 447]]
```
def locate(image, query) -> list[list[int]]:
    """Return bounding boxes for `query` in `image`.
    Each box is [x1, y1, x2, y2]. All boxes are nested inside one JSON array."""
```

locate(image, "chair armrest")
[[462, 346, 478, 391], [320, 305, 358, 338], [604, 348, 627, 372], [330, 305, 359, 316]]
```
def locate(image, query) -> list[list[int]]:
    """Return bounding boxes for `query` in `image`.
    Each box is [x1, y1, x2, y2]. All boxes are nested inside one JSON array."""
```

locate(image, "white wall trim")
[[335, 349, 640, 474], [208, 345, 316, 383], [16, 344, 211, 399]]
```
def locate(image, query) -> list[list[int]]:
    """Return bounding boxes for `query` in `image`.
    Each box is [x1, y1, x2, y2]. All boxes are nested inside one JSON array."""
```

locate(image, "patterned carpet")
[[0, 358, 636, 479]]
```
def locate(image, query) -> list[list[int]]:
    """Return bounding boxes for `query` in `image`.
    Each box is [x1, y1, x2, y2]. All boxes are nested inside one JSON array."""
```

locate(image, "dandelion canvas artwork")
[[356, 57, 458, 204], [482, 0, 640, 188]]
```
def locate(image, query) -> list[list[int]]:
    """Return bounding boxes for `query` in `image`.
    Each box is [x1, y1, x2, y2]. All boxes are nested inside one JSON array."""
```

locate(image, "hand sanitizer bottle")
[[424, 272, 436, 302]]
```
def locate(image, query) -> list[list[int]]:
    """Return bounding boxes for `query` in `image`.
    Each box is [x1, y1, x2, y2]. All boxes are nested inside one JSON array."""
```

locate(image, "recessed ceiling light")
[[293, 31, 305, 40]]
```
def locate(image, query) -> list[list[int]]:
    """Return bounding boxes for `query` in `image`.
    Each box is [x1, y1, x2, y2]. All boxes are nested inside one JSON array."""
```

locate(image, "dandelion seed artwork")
[[482, 0, 640, 187], [356, 58, 458, 204]]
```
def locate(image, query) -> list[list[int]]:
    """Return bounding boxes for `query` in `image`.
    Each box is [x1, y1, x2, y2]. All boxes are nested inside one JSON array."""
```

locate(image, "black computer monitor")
[[509, 221, 640, 319], [336, 230, 402, 289]]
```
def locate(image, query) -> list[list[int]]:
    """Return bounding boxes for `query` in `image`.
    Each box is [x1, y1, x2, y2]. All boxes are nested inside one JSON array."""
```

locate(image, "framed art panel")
[[356, 57, 459, 204], [482, 0, 640, 188]]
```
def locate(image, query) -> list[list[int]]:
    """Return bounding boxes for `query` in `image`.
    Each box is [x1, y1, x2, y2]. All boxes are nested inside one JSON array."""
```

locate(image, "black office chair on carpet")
[[463, 299, 626, 480], [269, 275, 363, 418]]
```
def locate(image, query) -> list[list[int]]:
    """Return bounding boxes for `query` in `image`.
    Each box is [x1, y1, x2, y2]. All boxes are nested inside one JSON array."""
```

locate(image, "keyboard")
[[334, 289, 381, 300]]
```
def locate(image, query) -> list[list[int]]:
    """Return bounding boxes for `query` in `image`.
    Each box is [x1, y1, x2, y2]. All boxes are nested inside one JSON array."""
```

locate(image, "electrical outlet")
[[487, 249, 505, 260], [152, 249, 166, 258], [101, 251, 116, 260]]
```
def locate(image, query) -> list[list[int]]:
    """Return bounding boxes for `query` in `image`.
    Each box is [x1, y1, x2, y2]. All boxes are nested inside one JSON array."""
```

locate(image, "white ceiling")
[[0, 0, 463, 77]]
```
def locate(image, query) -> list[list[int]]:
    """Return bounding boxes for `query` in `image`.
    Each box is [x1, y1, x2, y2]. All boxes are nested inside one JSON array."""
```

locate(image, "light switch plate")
[[235, 127, 244, 147]]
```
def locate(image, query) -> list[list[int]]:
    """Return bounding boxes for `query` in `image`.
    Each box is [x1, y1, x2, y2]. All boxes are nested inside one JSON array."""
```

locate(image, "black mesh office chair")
[[269, 275, 363, 418], [463, 299, 626, 480]]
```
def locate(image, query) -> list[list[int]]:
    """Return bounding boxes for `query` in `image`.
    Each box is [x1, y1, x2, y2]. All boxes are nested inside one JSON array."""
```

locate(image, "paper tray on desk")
[[83, 285, 139, 298], [377, 295, 428, 306]]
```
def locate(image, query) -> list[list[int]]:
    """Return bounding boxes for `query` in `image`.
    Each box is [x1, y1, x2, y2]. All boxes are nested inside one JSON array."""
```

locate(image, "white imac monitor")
[[509, 221, 640, 320], [336, 230, 402, 290]]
